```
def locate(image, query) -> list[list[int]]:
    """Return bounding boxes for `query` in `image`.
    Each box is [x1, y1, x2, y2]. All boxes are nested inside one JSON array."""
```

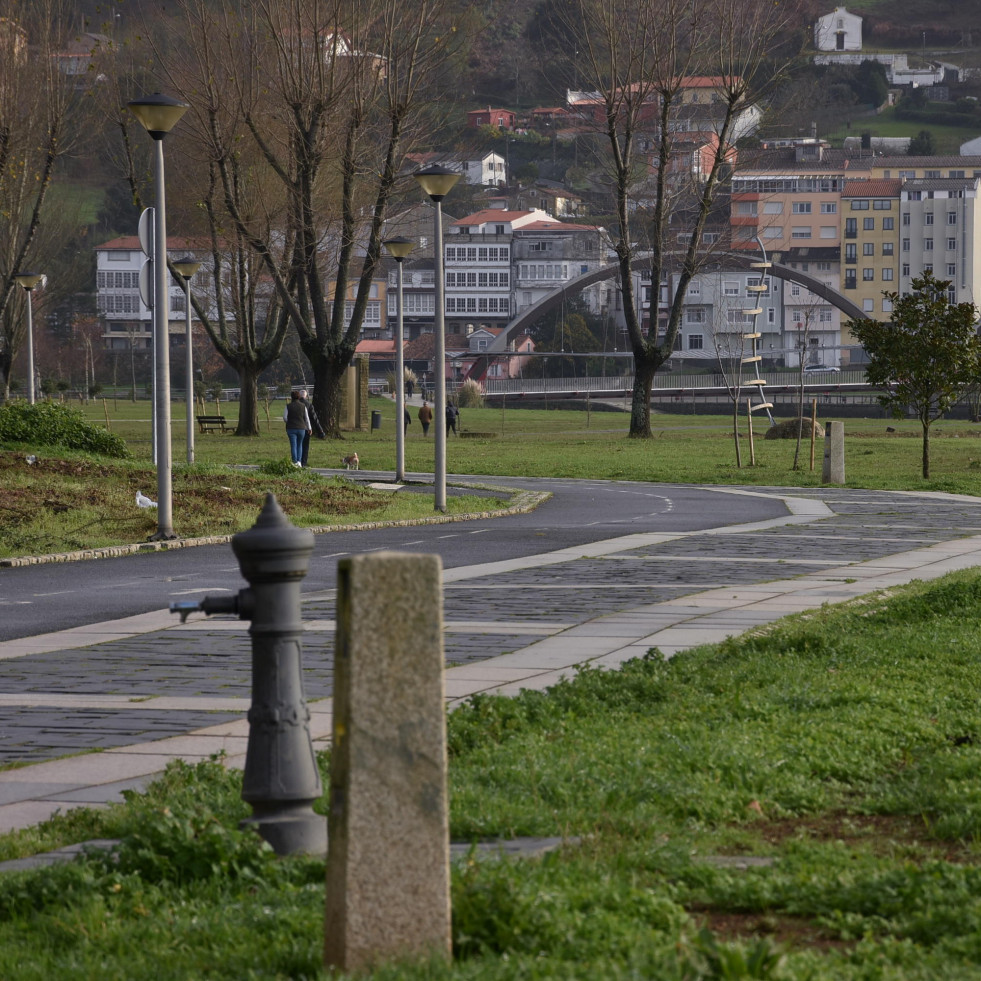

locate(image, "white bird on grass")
[[136, 491, 157, 509]]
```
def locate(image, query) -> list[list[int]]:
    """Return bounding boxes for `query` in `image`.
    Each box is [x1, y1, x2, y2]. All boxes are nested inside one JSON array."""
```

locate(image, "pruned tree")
[[152, 0, 461, 437], [564, 0, 801, 436], [847, 272, 981, 479], [0, 2, 80, 400], [712, 287, 748, 467]]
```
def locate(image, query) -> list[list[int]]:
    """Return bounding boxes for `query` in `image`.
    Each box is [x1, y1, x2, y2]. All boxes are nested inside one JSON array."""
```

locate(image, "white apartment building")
[[899, 177, 981, 306], [96, 236, 204, 351]]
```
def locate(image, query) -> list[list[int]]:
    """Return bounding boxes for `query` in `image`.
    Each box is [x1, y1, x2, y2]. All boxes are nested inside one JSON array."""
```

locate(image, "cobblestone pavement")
[[1, 487, 981, 770]]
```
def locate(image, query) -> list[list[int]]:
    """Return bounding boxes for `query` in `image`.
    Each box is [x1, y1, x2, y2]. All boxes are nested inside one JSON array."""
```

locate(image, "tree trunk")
[[732, 401, 742, 468], [309, 352, 350, 440], [922, 422, 930, 479], [235, 362, 261, 437], [629, 354, 658, 438]]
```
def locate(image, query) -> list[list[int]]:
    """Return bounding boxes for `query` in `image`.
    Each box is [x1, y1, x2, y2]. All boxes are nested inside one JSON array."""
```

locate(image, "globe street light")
[[383, 236, 415, 483], [127, 92, 189, 540], [13, 272, 44, 404], [172, 256, 201, 465], [413, 165, 460, 512]]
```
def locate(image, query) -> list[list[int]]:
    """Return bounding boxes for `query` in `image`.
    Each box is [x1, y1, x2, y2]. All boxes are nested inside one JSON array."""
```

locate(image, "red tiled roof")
[[842, 178, 901, 197]]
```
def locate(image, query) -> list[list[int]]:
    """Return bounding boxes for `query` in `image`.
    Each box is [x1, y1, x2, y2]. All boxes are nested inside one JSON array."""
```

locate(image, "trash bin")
[[371, 410, 382, 430]]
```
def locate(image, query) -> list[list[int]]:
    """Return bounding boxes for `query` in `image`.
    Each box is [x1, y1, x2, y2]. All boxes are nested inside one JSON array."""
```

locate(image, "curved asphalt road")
[[0, 476, 786, 642]]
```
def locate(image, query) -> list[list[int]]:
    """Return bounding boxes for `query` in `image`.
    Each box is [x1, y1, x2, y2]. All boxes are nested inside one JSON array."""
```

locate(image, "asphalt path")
[[0, 474, 787, 642]]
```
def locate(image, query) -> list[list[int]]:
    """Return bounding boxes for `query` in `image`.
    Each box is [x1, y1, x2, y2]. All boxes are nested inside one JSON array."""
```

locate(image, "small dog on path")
[[341, 453, 359, 470]]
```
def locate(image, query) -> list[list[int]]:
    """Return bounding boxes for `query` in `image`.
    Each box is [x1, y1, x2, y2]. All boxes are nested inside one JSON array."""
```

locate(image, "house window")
[[820, 226, 836, 239], [723, 281, 740, 295], [863, 218, 874, 230], [902, 213, 911, 226], [819, 308, 833, 322], [685, 307, 705, 324], [735, 201, 757, 216], [687, 281, 701, 296], [791, 226, 811, 239], [790, 283, 801, 296], [845, 218, 857, 237], [845, 244, 857, 262], [924, 238, 933, 251], [948, 212, 957, 224], [947, 237, 957, 251], [494, 225, 505, 234], [882, 243, 894, 256], [845, 270, 856, 288], [763, 202, 783, 214], [882, 298, 893, 312], [817, 262, 831, 271], [863, 268, 874, 281], [925, 213, 934, 225], [687, 334, 703, 350], [792, 202, 812, 214], [883, 217, 894, 230], [863, 298, 875, 312], [873, 200, 891, 210], [947, 263, 956, 277], [882, 268, 893, 281], [925, 170, 941, 179], [902, 264, 910, 276], [850, 200, 869, 210], [820, 202, 837, 213], [902, 238, 910, 252], [863, 243, 874, 256]]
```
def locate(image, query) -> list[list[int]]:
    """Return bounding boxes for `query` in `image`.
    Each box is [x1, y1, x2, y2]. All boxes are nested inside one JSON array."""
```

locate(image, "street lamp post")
[[383, 236, 415, 483], [13, 272, 44, 404], [413, 165, 460, 512], [173, 256, 201, 465], [127, 92, 189, 540]]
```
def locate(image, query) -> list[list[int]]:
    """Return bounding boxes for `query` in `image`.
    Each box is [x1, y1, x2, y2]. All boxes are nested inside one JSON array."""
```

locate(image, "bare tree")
[[567, 0, 801, 436], [0, 2, 81, 399], [712, 289, 749, 467], [151, 0, 460, 437]]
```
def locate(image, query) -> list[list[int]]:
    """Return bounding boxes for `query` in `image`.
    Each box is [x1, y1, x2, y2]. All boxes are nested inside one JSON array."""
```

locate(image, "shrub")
[[0, 401, 129, 458], [455, 378, 484, 408]]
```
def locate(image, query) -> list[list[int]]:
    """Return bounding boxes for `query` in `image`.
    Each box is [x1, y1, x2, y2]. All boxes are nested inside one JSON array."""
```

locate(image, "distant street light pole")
[[127, 92, 189, 540], [413, 165, 460, 512], [13, 272, 44, 405], [383, 236, 415, 483], [173, 256, 202, 465]]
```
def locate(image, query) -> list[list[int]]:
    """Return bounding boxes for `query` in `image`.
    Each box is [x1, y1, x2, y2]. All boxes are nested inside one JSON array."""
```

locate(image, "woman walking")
[[283, 391, 312, 467]]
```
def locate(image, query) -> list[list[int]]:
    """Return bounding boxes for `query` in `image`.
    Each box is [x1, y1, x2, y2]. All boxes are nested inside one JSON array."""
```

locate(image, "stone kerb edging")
[[0, 487, 550, 569]]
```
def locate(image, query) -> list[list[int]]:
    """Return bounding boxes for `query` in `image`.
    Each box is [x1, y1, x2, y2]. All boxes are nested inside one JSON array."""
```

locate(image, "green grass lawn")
[[76, 394, 981, 496]]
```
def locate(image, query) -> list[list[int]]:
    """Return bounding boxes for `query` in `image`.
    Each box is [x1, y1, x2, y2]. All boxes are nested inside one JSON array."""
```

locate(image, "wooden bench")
[[197, 415, 229, 434]]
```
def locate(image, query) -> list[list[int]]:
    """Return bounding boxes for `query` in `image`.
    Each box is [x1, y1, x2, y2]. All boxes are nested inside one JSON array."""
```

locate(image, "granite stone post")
[[822, 420, 845, 484], [324, 552, 450, 973]]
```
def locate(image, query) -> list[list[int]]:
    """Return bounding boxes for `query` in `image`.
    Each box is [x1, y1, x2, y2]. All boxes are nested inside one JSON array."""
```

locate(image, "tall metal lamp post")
[[383, 236, 415, 482], [172, 256, 201, 465], [13, 272, 44, 404], [413, 165, 460, 512], [127, 92, 189, 540]]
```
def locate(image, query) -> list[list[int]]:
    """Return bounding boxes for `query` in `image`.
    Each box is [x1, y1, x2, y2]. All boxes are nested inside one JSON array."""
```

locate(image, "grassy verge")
[[0, 449, 510, 560], [3, 571, 981, 977]]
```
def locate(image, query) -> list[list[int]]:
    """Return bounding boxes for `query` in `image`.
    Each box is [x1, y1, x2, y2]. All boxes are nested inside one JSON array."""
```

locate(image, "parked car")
[[802, 364, 840, 373]]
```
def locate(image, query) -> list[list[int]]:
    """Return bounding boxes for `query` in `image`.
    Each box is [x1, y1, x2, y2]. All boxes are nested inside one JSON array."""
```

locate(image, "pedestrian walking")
[[298, 389, 325, 468], [406, 377, 414, 398], [445, 400, 459, 435], [418, 400, 433, 436], [404, 407, 411, 434], [283, 391, 311, 467]]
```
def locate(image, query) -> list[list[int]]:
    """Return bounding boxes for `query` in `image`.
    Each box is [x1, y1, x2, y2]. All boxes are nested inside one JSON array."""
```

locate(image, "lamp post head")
[[127, 92, 189, 140], [13, 272, 44, 291], [383, 236, 415, 262], [413, 164, 461, 202], [172, 256, 202, 280]]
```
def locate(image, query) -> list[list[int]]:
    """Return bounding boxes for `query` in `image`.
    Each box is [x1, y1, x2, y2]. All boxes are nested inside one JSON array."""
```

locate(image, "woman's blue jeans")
[[287, 428, 305, 463]]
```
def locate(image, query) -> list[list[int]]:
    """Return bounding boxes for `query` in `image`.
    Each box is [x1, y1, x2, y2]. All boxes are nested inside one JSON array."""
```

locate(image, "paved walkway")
[[3, 485, 981, 834]]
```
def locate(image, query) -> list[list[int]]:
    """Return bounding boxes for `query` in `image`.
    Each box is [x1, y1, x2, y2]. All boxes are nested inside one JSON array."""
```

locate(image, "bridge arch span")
[[467, 253, 866, 380]]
